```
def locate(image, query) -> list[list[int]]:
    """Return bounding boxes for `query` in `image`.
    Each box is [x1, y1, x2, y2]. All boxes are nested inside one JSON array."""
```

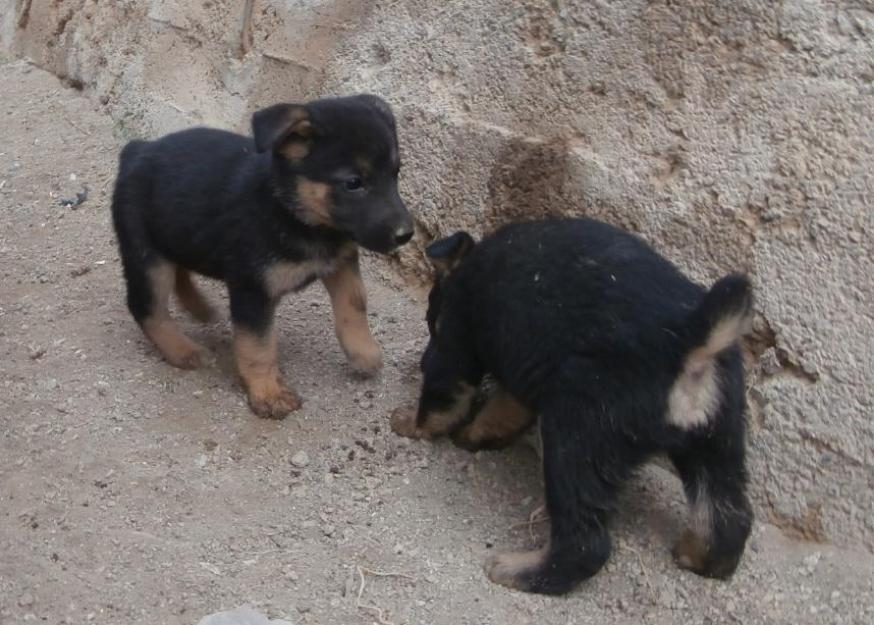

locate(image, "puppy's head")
[[420, 231, 476, 369], [252, 95, 413, 254]]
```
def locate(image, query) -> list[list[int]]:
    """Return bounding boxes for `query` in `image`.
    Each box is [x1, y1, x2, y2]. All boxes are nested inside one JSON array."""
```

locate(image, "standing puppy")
[[392, 218, 754, 594], [112, 95, 412, 418]]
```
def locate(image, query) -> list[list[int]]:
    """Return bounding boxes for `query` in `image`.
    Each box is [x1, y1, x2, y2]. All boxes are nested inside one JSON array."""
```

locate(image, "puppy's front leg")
[[230, 286, 301, 418], [392, 344, 478, 440], [321, 252, 382, 376], [452, 387, 535, 451]]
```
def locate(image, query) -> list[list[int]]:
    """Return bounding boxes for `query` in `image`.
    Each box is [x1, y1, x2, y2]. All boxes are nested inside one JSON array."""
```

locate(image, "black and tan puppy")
[[392, 218, 754, 595], [112, 95, 412, 418]]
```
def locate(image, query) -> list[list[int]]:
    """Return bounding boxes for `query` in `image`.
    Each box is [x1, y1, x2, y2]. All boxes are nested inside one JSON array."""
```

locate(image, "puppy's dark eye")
[[344, 176, 364, 191]]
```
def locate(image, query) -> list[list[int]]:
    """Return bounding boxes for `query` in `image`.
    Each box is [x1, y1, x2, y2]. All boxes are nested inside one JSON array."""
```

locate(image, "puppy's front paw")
[[451, 423, 515, 452], [485, 549, 544, 591], [166, 344, 208, 370], [485, 546, 580, 595], [346, 338, 383, 377], [248, 384, 302, 419], [390, 406, 426, 439]]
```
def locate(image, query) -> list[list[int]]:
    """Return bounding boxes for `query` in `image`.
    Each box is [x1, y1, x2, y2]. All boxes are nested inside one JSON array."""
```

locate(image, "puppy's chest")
[[262, 257, 337, 297]]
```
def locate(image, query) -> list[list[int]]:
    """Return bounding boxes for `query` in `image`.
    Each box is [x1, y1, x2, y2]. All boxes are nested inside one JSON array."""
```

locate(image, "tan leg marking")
[[485, 542, 550, 590], [389, 405, 424, 439], [673, 530, 710, 572], [142, 263, 206, 369], [321, 255, 382, 376], [453, 390, 535, 450], [234, 325, 301, 419], [390, 383, 476, 440], [174, 268, 216, 323]]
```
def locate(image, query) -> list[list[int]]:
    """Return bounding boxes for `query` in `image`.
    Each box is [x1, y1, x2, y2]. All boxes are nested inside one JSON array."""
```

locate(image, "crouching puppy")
[[391, 218, 754, 594], [112, 95, 413, 418]]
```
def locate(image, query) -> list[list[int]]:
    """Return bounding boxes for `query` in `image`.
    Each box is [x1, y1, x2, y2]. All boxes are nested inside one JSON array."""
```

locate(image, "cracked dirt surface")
[[1, 61, 873, 625]]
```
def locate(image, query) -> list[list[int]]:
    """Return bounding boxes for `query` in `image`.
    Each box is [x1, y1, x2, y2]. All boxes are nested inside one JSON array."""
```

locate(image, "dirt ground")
[[1, 61, 872, 625]]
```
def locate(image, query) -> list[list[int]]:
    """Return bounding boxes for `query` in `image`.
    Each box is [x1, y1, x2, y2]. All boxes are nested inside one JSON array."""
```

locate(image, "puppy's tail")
[[684, 274, 753, 359]]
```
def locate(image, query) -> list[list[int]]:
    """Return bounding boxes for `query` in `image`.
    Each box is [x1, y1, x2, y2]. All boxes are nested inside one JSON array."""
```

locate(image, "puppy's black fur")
[[112, 95, 412, 418], [392, 218, 754, 595]]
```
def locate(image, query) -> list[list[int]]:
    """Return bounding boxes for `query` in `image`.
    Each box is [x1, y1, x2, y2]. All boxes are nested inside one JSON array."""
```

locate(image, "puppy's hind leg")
[[113, 183, 206, 369], [485, 396, 626, 595], [135, 261, 207, 369], [670, 433, 753, 579], [175, 267, 216, 323]]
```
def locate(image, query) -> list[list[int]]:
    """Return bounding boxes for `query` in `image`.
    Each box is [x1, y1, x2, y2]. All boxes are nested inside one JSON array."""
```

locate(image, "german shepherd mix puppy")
[[112, 95, 413, 418], [391, 218, 754, 595]]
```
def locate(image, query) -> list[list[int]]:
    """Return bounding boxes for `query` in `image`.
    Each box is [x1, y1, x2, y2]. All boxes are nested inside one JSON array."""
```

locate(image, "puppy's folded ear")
[[426, 231, 476, 276], [252, 103, 314, 160]]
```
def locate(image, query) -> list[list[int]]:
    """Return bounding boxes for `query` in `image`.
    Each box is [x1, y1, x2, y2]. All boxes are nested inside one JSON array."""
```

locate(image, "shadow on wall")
[[484, 133, 648, 236], [486, 136, 575, 225]]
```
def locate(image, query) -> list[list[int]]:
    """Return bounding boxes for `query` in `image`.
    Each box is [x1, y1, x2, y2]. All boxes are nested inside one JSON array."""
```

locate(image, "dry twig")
[[509, 504, 549, 541], [626, 544, 656, 602], [355, 565, 416, 625]]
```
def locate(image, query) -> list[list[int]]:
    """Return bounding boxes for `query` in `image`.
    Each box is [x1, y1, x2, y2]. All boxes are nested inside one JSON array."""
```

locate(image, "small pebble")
[[291, 451, 310, 468]]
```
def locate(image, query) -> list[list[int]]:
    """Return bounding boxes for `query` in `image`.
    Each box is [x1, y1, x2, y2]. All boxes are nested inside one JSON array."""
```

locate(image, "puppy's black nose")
[[393, 229, 414, 246]]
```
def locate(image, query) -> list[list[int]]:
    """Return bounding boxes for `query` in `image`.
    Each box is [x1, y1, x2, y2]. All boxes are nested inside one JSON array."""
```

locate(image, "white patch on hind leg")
[[666, 358, 721, 429], [667, 304, 747, 430], [675, 482, 715, 571], [690, 481, 714, 542]]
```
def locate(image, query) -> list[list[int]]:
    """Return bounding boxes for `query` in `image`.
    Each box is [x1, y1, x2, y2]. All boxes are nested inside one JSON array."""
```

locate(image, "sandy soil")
[[1, 61, 872, 625]]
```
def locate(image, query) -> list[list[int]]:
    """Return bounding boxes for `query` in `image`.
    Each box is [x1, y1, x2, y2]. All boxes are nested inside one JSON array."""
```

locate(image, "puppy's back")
[[122, 128, 258, 192], [112, 128, 270, 274], [462, 219, 703, 349]]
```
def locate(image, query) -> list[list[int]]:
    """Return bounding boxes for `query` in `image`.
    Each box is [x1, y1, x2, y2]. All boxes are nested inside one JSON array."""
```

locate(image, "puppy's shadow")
[[614, 461, 689, 550], [176, 283, 346, 388], [449, 436, 689, 556], [426, 434, 547, 546]]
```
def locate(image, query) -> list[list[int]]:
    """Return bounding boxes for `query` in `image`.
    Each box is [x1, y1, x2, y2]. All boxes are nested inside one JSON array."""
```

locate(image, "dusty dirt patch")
[[1, 62, 872, 625]]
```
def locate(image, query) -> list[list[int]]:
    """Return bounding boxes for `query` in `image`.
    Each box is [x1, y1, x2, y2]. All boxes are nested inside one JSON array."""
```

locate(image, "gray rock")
[[290, 451, 310, 468], [197, 606, 293, 625]]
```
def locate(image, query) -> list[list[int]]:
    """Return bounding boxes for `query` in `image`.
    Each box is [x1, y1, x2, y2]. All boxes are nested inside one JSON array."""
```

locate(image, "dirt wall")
[[2, 0, 872, 551]]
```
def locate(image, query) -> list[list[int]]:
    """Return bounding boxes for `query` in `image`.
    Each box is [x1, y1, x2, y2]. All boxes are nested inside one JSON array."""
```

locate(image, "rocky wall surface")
[[2, 0, 872, 550]]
